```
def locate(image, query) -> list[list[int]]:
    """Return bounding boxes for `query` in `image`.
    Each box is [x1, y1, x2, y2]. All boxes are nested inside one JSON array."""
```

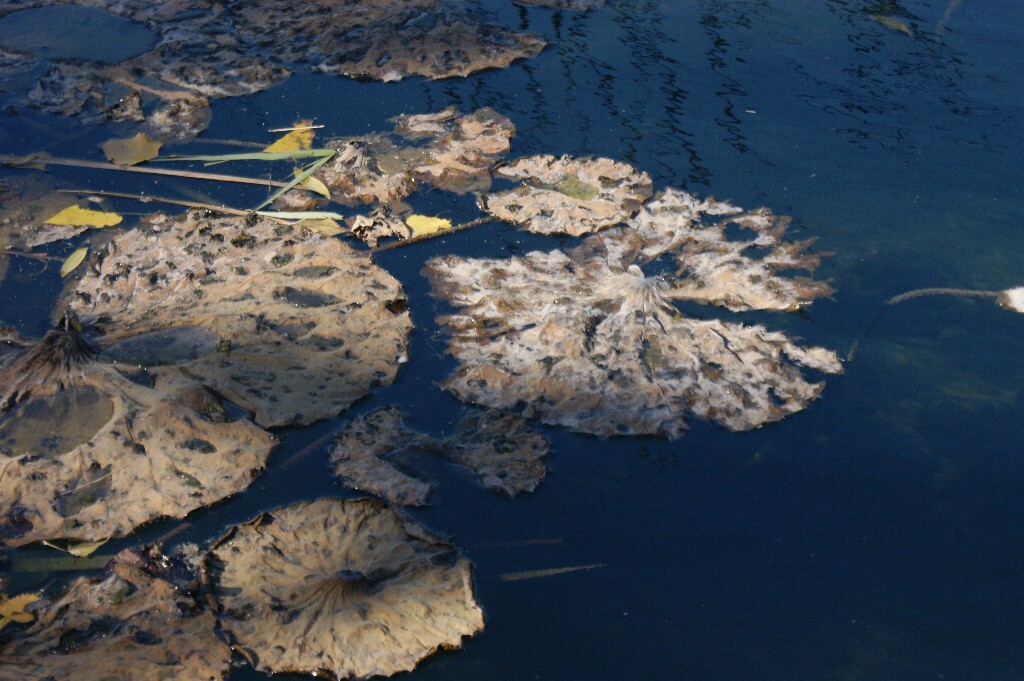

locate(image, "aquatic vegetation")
[[483, 154, 653, 236], [0, 545, 231, 680], [331, 407, 549, 505], [426, 188, 841, 438], [203, 498, 483, 680]]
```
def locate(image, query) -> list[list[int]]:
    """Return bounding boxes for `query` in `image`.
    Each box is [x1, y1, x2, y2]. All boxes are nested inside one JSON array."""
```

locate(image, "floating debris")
[[483, 154, 653, 236], [516, 0, 606, 8], [203, 498, 484, 680]]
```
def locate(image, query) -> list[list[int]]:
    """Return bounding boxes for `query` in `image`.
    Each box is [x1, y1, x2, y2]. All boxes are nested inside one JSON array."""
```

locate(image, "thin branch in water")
[[499, 563, 606, 582]]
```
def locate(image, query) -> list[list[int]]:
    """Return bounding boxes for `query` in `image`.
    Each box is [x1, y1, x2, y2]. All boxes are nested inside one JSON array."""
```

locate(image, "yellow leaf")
[[101, 132, 162, 166], [297, 218, 344, 236], [264, 120, 315, 152], [67, 538, 110, 557], [60, 246, 88, 278], [0, 592, 41, 626], [299, 173, 331, 199], [45, 205, 122, 228], [405, 214, 452, 238], [870, 14, 912, 35]]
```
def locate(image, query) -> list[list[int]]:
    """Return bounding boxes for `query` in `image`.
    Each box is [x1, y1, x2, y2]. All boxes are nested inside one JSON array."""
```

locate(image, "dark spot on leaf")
[[182, 438, 217, 453]]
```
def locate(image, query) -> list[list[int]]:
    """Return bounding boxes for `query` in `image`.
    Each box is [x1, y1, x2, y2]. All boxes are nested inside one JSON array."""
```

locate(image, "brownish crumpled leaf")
[[100, 131, 161, 165], [425, 190, 841, 439], [0, 546, 230, 680], [227, 0, 545, 81], [71, 210, 413, 428], [618, 189, 833, 311], [319, 107, 515, 205], [0, 211, 412, 545], [330, 407, 548, 505], [483, 154, 653, 235], [347, 205, 411, 247], [203, 498, 484, 680]]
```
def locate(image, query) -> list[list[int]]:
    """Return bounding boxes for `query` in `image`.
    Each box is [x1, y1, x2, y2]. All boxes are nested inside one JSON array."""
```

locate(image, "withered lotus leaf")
[[203, 498, 484, 680], [319, 107, 515, 206], [71, 210, 413, 428], [348, 206, 412, 247], [330, 408, 435, 506], [622, 189, 833, 312], [0, 211, 413, 544], [0, 546, 230, 680], [483, 154, 653, 236], [228, 0, 545, 81], [425, 194, 842, 438], [438, 409, 549, 496], [0, 318, 275, 546], [330, 407, 548, 504]]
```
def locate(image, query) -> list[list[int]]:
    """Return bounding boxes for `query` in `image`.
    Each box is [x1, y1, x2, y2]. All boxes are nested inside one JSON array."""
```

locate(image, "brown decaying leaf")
[[621, 189, 834, 312], [348, 205, 411, 247], [318, 107, 515, 205], [0, 546, 231, 681], [2, 0, 543, 139], [484, 154, 653, 236], [203, 498, 484, 680], [330, 407, 549, 505], [425, 189, 841, 439], [71, 210, 413, 428], [0, 210, 412, 545]]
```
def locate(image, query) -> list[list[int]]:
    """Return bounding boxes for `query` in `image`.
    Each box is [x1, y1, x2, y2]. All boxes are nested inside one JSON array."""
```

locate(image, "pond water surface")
[[1, 1, 1022, 680]]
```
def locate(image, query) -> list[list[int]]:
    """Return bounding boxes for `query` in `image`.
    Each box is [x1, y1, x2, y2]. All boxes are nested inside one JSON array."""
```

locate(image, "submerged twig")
[[499, 563, 606, 582]]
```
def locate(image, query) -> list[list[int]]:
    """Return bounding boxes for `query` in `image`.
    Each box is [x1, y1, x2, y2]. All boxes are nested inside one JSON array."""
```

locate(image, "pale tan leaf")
[[59, 246, 88, 277], [101, 132, 162, 166]]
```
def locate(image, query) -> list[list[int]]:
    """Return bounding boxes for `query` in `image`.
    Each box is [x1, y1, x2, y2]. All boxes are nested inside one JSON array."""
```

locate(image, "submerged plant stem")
[[0, 155, 289, 188]]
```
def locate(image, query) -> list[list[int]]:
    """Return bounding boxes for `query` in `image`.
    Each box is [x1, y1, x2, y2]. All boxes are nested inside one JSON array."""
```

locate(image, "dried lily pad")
[[0, 319, 276, 545], [71, 211, 413, 428], [319, 107, 515, 206], [425, 193, 842, 438], [330, 408, 435, 506], [439, 409, 549, 496], [228, 0, 545, 81], [203, 498, 484, 680], [484, 154, 653, 236], [395, 107, 517, 194], [0, 545, 230, 680], [330, 408, 548, 504], [621, 189, 833, 312], [0, 211, 412, 544]]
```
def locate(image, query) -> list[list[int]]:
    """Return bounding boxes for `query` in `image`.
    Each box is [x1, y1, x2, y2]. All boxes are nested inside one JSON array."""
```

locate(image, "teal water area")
[[1, 1, 1022, 680]]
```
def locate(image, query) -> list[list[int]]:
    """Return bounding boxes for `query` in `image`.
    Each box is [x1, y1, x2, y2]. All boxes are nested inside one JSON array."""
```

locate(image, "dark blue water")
[[2, 1, 1023, 680]]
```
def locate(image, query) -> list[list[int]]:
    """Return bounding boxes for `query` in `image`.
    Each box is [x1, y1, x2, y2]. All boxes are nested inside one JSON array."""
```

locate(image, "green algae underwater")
[[1, 0, 1023, 679]]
